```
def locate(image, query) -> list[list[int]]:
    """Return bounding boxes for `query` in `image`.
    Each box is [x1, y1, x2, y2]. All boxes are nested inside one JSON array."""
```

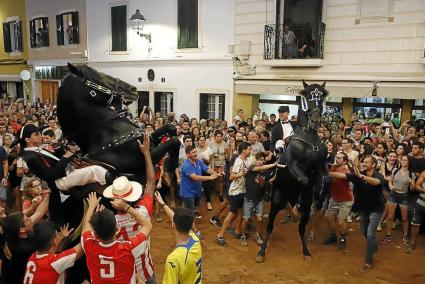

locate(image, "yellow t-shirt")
[[162, 231, 202, 284]]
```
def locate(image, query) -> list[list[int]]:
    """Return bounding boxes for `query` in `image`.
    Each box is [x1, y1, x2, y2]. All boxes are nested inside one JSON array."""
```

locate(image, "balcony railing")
[[264, 23, 325, 60]]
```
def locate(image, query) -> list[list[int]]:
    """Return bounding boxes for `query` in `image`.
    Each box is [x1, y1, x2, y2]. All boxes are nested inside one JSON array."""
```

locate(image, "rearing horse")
[[256, 81, 331, 262]]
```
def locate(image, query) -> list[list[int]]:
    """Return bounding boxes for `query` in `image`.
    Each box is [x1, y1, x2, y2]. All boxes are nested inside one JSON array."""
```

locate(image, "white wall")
[[86, 0, 235, 121], [86, 0, 234, 61]]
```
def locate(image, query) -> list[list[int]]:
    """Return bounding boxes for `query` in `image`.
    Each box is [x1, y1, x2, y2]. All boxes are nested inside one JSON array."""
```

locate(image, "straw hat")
[[103, 176, 143, 202]]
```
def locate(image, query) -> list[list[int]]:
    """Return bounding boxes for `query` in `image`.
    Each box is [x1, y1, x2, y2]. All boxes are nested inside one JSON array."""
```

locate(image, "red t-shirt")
[[330, 165, 353, 202], [114, 194, 154, 282], [82, 230, 148, 284], [23, 248, 77, 284]]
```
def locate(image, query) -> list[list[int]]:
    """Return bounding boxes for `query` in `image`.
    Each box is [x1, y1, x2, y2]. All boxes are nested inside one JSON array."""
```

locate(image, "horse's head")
[[66, 63, 138, 106], [299, 80, 328, 131]]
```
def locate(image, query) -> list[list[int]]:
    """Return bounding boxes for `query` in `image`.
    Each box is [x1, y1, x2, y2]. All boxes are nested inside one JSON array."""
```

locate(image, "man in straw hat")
[[102, 134, 157, 284]]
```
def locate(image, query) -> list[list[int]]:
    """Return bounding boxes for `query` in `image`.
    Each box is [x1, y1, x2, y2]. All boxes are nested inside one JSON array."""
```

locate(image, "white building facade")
[[86, 0, 235, 121], [232, 0, 425, 122]]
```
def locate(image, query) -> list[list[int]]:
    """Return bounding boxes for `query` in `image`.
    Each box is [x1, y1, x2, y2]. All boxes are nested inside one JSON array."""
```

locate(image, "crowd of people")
[[0, 98, 424, 283]]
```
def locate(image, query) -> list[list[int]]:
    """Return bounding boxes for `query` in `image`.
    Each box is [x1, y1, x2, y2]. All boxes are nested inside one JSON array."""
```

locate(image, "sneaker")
[[322, 234, 337, 245], [240, 235, 248, 247], [402, 236, 409, 246], [338, 236, 347, 251], [347, 215, 353, 223], [405, 243, 416, 254], [209, 216, 221, 227], [361, 263, 372, 272], [156, 215, 162, 223], [255, 233, 263, 246], [195, 231, 205, 240], [376, 223, 383, 232], [207, 202, 213, 211], [216, 235, 226, 246], [380, 235, 392, 244], [194, 212, 202, 219]]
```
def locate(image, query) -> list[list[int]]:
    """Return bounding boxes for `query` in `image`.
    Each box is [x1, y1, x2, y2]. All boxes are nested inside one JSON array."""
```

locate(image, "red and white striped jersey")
[[115, 194, 154, 282], [82, 230, 148, 284], [23, 248, 77, 284]]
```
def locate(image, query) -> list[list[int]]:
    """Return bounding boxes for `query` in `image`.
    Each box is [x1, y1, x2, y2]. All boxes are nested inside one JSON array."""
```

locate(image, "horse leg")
[[256, 204, 281, 263], [299, 198, 313, 260]]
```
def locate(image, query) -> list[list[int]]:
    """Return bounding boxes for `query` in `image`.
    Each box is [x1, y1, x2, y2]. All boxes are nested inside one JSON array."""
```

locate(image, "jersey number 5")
[[99, 255, 115, 278]]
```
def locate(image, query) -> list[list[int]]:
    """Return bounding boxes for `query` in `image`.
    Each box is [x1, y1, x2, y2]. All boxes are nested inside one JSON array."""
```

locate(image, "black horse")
[[57, 63, 180, 179], [256, 81, 331, 262]]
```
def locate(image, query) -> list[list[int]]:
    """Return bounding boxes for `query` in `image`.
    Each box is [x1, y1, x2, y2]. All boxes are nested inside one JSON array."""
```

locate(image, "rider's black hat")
[[12, 124, 48, 147], [278, 106, 290, 113]]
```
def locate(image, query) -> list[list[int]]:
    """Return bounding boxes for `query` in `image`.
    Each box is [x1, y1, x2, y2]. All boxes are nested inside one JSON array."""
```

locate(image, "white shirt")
[[281, 121, 294, 140]]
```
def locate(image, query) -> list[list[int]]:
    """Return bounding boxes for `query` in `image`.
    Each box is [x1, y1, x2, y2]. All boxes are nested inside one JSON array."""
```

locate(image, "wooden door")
[[40, 81, 59, 103]]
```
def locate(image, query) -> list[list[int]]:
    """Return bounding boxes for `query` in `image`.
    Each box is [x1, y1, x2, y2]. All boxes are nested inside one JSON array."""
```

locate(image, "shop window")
[[30, 17, 49, 48], [177, 0, 198, 49], [56, 11, 79, 45], [200, 93, 225, 120], [2, 20, 23, 53], [111, 5, 127, 52]]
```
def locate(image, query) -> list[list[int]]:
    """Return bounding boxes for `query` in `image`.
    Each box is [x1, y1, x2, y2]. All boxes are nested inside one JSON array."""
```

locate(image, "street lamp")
[[130, 9, 151, 44]]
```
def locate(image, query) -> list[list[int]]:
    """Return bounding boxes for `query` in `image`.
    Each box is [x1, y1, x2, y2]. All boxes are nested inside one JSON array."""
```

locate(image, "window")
[[200, 93, 225, 120], [111, 5, 127, 52], [265, 0, 325, 59], [177, 0, 198, 49], [154, 92, 173, 117], [30, 17, 49, 48], [2, 20, 23, 53], [412, 99, 425, 119], [353, 98, 401, 119], [56, 11, 79, 45]]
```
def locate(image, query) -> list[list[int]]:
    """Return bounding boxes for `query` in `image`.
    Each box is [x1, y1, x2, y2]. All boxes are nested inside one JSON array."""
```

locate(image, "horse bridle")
[[84, 78, 121, 105]]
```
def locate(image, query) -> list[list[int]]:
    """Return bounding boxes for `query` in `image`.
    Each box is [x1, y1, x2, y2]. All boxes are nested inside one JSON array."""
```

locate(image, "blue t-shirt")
[[0, 146, 6, 180], [180, 159, 209, 198]]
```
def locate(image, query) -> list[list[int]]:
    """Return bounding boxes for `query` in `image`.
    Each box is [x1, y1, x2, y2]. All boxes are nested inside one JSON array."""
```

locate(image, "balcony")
[[264, 23, 325, 67]]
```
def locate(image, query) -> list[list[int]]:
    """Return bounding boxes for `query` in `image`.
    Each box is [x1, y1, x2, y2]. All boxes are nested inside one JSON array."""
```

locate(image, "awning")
[[235, 79, 425, 99], [0, 75, 21, 82]]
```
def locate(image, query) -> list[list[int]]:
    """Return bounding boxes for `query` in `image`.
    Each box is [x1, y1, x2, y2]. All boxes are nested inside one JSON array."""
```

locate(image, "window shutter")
[[16, 21, 23, 51], [2, 23, 11, 52], [72, 12, 80, 44], [178, 0, 198, 49], [199, 93, 208, 119], [56, 14, 64, 45], [30, 20, 35, 48], [111, 5, 127, 51], [43, 17, 49, 46], [154, 92, 161, 114]]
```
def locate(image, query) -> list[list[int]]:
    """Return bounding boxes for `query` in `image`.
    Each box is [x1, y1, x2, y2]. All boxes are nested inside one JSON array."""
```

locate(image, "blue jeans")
[[359, 211, 382, 265]]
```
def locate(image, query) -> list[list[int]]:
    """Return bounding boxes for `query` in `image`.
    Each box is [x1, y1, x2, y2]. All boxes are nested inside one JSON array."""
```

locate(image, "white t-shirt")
[[197, 146, 213, 165], [228, 157, 248, 196]]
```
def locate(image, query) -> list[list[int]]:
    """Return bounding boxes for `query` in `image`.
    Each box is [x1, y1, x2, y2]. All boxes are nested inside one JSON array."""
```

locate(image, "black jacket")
[[23, 148, 70, 183], [271, 120, 298, 146]]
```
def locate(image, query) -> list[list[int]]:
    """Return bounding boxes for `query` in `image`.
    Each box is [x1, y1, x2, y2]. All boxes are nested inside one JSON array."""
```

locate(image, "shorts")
[[325, 198, 353, 221], [228, 193, 245, 214], [0, 186, 6, 201], [411, 203, 425, 226], [388, 191, 409, 208], [243, 198, 264, 219], [181, 196, 200, 213]]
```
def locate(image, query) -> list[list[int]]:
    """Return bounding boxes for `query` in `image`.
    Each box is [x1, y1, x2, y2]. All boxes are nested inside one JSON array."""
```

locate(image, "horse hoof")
[[256, 253, 265, 263], [303, 255, 312, 261]]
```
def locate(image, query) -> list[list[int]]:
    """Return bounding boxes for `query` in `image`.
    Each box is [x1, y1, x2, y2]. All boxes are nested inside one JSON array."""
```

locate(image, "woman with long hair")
[[191, 126, 201, 145], [381, 155, 414, 244], [395, 143, 407, 165], [377, 150, 398, 232]]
